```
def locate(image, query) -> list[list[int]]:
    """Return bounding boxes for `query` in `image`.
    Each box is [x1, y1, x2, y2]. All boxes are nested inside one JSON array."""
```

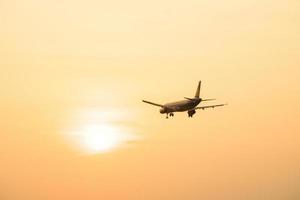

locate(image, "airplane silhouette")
[[142, 81, 227, 118]]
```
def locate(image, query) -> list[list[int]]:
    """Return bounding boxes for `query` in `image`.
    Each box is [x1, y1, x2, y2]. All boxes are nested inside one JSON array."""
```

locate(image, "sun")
[[81, 123, 124, 154], [64, 109, 137, 154]]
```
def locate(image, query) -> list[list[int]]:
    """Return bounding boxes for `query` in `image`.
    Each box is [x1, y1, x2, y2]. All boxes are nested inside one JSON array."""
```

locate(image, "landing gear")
[[166, 113, 174, 119], [188, 110, 196, 118]]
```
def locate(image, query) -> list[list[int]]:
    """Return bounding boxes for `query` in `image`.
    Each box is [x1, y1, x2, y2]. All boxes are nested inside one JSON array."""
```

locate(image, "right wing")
[[142, 100, 164, 107], [195, 103, 227, 110]]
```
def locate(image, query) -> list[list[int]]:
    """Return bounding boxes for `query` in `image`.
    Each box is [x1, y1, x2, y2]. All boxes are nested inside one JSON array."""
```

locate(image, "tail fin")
[[195, 81, 201, 98]]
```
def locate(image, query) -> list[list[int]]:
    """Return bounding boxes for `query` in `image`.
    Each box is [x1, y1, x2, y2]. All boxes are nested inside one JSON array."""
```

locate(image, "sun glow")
[[81, 123, 124, 153], [65, 109, 137, 154]]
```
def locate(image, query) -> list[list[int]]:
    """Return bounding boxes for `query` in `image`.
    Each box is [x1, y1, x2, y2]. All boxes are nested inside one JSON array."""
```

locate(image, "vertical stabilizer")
[[195, 81, 201, 98]]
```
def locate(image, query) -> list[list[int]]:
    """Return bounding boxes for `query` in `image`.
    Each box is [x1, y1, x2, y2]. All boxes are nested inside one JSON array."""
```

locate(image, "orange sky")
[[0, 0, 300, 199]]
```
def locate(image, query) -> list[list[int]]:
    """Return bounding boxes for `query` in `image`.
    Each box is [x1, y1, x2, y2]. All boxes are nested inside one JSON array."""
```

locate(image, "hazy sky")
[[0, 0, 300, 199]]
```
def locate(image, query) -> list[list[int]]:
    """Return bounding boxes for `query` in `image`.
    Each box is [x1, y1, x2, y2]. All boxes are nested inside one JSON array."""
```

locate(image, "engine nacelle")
[[160, 107, 167, 114]]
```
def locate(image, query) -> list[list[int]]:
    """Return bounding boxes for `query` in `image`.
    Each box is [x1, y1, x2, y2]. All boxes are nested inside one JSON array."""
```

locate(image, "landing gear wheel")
[[187, 110, 196, 118]]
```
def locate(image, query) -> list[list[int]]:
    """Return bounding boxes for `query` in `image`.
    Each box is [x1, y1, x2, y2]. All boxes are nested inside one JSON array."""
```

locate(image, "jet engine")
[[160, 107, 167, 114]]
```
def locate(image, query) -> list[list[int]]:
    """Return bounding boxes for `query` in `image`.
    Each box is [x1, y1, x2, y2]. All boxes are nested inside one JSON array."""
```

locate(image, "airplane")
[[142, 81, 227, 119]]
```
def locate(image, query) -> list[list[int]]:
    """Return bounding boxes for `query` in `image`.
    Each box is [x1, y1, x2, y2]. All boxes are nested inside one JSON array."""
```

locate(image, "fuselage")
[[160, 99, 201, 114]]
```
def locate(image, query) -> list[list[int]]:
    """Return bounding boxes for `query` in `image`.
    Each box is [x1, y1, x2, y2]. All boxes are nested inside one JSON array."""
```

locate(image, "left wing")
[[142, 100, 164, 107], [195, 103, 227, 110]]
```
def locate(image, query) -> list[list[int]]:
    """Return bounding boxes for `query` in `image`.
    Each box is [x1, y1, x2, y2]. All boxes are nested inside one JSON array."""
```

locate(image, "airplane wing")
[[195, 103, 227, 110], [142, 100, 164, 107]]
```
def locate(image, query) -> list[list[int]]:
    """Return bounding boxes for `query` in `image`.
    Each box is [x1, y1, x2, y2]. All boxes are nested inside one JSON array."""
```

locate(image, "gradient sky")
[[1, 0, 300, 199]]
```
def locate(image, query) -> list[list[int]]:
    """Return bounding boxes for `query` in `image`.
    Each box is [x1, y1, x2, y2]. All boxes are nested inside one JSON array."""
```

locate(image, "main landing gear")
[[188, 110, 196, 118], [166, 113, 174, 119]]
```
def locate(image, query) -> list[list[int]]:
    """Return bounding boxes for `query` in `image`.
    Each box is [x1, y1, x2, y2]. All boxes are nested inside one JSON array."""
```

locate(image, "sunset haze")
[[1, 0, 300, 199]]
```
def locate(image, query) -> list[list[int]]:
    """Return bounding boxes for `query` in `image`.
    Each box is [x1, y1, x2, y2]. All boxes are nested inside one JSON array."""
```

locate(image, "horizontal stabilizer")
[[184, 97, 196, 101], [201, 98, 216, 101]]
